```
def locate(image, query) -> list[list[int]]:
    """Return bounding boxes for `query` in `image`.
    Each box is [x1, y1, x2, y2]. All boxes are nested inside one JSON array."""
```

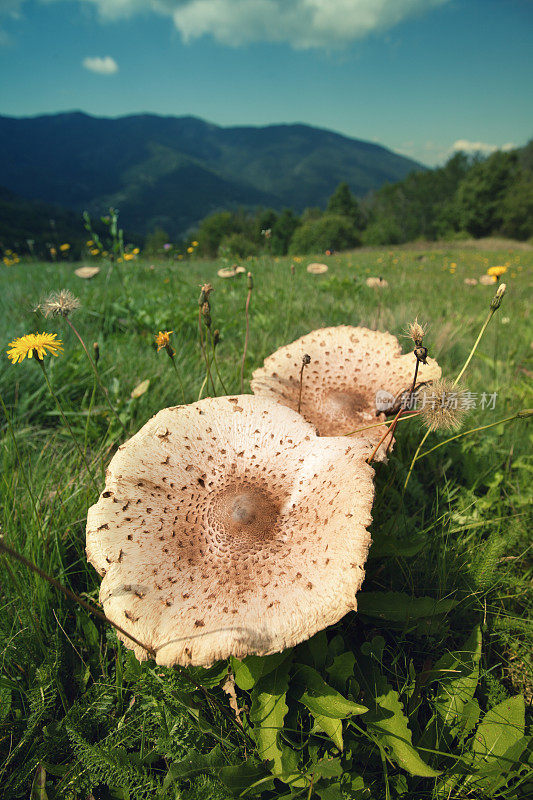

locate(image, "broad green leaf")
[[187, 661, 229, 688], [312, 714, 344, 750], [293, 665, 368, 719], [472, 695, 525, 763], [363, 680, 440, 777], [218, 759, 275, 795], [250, 657, 292, 774], [316, 783, 343, 800], [326, 652, 356, 693], [310, 756, 343, 779], [231, 650, 292, 691], [278, 747, 308, 788], [357, 591, 456, 622], [434, 626, 482, 737]]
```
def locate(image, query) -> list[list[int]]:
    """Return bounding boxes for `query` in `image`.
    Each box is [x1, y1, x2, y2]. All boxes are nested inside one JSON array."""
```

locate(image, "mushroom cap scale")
[[86, 395, 375, 667], [251, 325, 441, 446]]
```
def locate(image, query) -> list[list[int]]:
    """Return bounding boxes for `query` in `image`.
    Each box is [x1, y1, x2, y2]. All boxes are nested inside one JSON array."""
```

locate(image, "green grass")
[[0, 243, 532, 800]]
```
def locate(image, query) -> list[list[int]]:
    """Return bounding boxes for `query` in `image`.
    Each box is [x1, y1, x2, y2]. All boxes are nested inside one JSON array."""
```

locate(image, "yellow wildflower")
[[7, 332, 63, 364], [86, 240, 94, 246], [155, 330, 173, 351], [191, 240, 199, 247], [90, 248, 100, 256], [187, 247, 194, 254], [123, 253, 134, 261], [132, 247, 140, 255], [487, 265, 507, 278], [59, 243, 70, 252]]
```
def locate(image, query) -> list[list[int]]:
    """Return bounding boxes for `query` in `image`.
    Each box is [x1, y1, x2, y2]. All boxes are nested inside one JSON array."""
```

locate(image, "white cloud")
[[82, 55, 119, 74], [32, 0, 451, 48], [452, 139, 516, 155]]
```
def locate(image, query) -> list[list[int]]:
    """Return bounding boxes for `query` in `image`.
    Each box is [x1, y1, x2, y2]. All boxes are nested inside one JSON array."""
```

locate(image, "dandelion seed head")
[[40, 289, 80, 318]]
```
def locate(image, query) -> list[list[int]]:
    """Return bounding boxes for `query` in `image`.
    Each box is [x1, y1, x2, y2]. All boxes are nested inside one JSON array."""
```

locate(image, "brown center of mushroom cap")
[[323, 388, 369, 416], [207, 485, 281, 545]]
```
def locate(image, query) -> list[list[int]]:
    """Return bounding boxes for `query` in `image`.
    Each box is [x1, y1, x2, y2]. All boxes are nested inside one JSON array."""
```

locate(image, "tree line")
[[161, 140, 533, 259]]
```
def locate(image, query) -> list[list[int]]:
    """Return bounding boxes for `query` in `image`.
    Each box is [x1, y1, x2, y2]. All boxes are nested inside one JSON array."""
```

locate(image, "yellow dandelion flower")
[[187, 247, 194, 254], [177, 254, 184, 260], [487, 265, 507, 278], [155, 330, 173, 351], [90, 248, 100, 256], [123, 253, 134, 261], [7, 332, 63, 364], [102, 251, 108, 257], [191, 241, 199, 247], [132, 247, 140, 255], [86, 240, 94, 246], [50, 247, 57, 256], [59, 243, 70, 252]]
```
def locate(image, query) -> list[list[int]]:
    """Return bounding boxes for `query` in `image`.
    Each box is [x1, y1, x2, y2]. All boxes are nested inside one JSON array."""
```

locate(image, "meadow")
[[0, 241, 531, 799]]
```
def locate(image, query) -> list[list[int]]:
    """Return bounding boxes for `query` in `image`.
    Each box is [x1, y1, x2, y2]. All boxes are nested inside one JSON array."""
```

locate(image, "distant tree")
[[144, 227, 170, 255], [196, 211, 235, 258], [289, 214, 359, 254], [500, 175, 533, 240], [271, 209, 300, 255], [327, 182, 363, 228], [453, 150, 517, 237], [218, 232, 258, 259]]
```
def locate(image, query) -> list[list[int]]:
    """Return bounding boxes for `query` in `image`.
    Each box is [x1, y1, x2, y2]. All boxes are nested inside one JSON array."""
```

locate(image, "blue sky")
[[0, 0, 531, 166]]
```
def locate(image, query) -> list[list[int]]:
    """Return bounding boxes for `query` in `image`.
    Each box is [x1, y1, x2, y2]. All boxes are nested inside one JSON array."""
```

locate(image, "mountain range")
[[0, 112, 423, 239]]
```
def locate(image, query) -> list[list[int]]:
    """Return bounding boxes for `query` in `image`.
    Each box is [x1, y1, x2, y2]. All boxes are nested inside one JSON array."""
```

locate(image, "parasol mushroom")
[[75, 266, 100, 279], [86, 395, 375, 667], [251, 326, 441, 448], [307, 262, 328, 275], [217, 267, 236, 278], [366, 277, 389, 288]]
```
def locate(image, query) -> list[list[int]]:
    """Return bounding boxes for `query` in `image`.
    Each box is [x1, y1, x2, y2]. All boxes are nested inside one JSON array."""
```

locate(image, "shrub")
[[289, 213, 359, 254]]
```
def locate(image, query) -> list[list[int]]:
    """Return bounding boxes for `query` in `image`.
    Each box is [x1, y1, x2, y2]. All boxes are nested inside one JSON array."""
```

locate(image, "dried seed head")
[[418, 378, 469, 432], [406, 317, 427, 347], [40, 289, 80, 318], [213, 329, 221, 347], [490, 282, 507, 311], [202, 302, 212, 328], [93, 342, 100, 364], [247, 272, 253, 290], [516, 408, 533, 419], [302, 353, 311, 366]]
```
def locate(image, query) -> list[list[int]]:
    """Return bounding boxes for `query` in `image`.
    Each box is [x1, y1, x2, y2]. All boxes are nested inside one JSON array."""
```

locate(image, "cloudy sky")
[[0, 0, 531, 165]]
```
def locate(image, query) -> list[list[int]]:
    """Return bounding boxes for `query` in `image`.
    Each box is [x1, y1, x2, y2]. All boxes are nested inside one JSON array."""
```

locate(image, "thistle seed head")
[[418, 378, 469, 432], [406, 317, 427, 347]]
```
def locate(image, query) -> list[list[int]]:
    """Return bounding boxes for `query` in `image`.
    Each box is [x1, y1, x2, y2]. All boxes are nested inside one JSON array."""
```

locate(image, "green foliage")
[[289, 213, 360, 254]]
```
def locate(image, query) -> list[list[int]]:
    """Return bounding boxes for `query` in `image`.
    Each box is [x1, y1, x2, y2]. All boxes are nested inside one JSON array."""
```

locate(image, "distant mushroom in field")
[[479, 274, 497, 285], [251, 326, 441, 449], [86, 395, 375, 666], [307, 262, 328, 275], [366, 277, 389, 288], [217, 267, 236, 278], [75, 266, 100, 279], [235, 266, 247, 274], [464, 278, 478, 286]]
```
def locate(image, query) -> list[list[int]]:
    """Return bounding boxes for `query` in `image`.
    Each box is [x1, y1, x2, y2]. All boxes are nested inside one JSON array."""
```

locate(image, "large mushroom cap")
[[86, 395, 375, 667], [251, 325, 441, 444], [307, 262, 328, 275]]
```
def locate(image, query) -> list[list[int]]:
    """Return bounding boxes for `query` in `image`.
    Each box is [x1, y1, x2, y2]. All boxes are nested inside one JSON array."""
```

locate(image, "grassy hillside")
[[0, 244, 531, 799]]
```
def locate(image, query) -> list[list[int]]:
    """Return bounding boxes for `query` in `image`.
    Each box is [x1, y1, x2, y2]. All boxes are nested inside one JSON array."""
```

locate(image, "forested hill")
[[0, 112, 422, 237]]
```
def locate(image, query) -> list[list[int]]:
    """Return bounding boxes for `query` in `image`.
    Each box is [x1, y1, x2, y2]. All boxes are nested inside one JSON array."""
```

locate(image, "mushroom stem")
[[0, 537, 157, 658], [239, 273, 253, 393]]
